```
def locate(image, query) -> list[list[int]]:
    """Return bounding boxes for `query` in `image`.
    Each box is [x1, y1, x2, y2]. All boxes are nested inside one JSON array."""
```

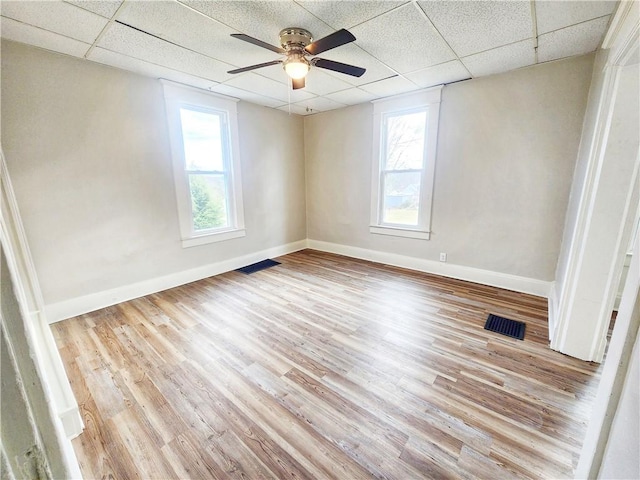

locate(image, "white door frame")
[[574, 1, 640, 476]]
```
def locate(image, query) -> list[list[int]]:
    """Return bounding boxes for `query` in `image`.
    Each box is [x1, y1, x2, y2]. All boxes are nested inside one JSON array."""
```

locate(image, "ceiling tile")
[[1, 0, 109, 43], [418, 0, 533, 57], [350, 3, 455, 74], [181, 1, 334, 47], [209, 84, 286, 108], [461, 39, 535, 77], [276, 103, 313, 116], [1, 17, 90, 57], [294, 96, 347, 113], [405, 60, 471, 88], [359, 75, 419, 97], [118, 0, 278, 71], [223, 72, 315, 103], [88, 47, 216, 90], [64, 0, 122, 19], [295, 1, 408, 30], [537, 16, 610, 63], [302, 69, 354, 96], [324, 87, 377, 105], [536, 1, 616, 35], [97, 22, 235, 83]]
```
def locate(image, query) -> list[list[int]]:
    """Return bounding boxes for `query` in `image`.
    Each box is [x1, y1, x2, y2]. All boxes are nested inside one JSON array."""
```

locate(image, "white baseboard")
[[547, 281, 558, 341], [59, 406, 84, 440], [614, 293, 622, 311], [307, 239, 552, 298], [45, 240, 307, 323], [46, 238, 553, 323]]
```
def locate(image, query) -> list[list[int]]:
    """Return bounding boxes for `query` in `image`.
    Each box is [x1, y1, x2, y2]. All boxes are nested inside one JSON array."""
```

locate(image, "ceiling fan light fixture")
[[283, 54, 310, 79], [228, 27, 365, 89]]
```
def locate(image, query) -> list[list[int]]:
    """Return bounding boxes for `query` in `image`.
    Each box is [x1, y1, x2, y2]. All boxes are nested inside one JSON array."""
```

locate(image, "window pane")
[[382, 171, 421, 226], [189, 174, 229, 231], [180, 108, 224, 171], [385, 110, 427, 170]]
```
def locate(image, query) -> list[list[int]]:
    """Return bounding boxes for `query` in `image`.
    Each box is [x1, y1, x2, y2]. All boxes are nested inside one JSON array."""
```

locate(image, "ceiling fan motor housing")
[[279, 28, 313, 52]]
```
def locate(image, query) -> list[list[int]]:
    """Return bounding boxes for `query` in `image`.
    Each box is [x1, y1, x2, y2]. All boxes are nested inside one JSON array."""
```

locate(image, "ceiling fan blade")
[[292, 77, 305, 90], [305, 28, 356, 55], [227, 60, 283, 74], [230, 33, 285, 54], [313, 58, 366, 77]]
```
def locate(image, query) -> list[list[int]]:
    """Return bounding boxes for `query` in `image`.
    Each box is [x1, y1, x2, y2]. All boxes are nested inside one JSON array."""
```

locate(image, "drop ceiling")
[[1, 0, 617, 115]]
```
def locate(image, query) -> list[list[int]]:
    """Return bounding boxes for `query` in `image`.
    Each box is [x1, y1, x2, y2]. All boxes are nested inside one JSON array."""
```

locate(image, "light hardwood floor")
[[51, 250, 603, 479]]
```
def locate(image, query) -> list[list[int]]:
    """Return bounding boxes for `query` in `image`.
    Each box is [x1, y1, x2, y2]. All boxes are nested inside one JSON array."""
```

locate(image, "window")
[[162, 81, 245, 247], [370, 87, 442, 240]]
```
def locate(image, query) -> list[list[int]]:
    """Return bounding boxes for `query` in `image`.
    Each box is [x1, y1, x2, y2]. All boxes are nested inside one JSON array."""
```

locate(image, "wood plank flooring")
[[51, 250, 603, 479]]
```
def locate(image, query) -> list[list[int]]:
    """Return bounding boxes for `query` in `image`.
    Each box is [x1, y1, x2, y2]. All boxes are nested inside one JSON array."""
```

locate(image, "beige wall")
[[1, 40, 306, 307], [305, 54, 594, 281], [1, 41, 594, 305]]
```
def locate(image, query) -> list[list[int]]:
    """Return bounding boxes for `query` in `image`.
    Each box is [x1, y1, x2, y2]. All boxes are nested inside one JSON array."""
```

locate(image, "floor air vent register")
[[236, 259, 281, 274], [484, 314, 526, 340]]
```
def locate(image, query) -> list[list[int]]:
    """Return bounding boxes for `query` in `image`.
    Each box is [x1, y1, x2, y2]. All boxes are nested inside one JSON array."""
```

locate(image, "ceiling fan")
[[227, 28, 366, 90]]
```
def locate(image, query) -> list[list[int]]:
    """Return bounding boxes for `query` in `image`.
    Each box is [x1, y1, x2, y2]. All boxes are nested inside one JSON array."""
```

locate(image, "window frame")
[[162, 81, 245, 248], [370, 86, 442, 240]]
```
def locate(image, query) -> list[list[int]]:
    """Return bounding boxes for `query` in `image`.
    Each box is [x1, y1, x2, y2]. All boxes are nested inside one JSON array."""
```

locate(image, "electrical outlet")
[[439, 252, 447, 262]]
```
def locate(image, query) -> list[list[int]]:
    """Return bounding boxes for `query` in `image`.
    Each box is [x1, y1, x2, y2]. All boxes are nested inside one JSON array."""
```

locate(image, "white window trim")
[[162, 80, 245, 248], [370, 86, 442, 240]]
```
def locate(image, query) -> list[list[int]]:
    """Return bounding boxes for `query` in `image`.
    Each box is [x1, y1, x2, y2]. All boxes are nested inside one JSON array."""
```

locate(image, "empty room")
[[1, 1, 638, 479]]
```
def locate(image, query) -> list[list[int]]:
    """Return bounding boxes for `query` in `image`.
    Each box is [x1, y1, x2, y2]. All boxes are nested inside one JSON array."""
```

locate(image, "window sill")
[[182, 228, 246, 248], [369, 225, 430, 240]]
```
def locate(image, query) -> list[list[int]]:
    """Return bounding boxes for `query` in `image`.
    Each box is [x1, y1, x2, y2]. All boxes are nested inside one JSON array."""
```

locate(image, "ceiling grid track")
[[531, 0, 539, 64], [0, 0, 617, 115], [83, 0, 129, 59], [411, 0, 473, 79]]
